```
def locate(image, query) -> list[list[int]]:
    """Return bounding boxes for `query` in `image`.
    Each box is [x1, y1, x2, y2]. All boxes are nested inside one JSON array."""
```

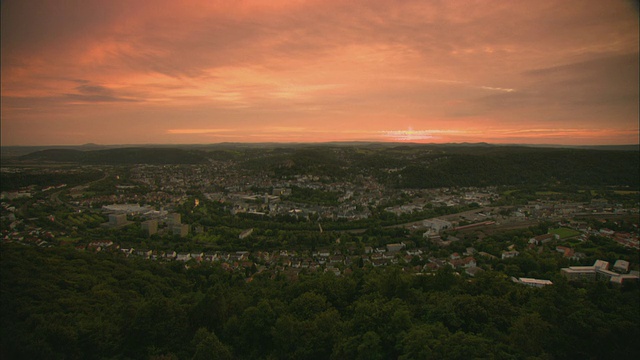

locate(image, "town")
[[2, 145, 638, 286]]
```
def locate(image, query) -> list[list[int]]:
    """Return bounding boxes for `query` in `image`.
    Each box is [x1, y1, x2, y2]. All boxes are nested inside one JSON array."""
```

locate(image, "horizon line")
[[2, 141, 639, 148]]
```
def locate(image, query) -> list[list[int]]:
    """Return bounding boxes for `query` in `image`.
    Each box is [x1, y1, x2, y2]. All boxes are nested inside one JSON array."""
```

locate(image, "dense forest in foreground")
[[2, 244, 638, 360]]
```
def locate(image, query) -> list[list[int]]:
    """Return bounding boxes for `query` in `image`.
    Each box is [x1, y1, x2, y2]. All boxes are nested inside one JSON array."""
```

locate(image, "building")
[[386, 243, 405, 253], [501, 250, 520, 259], [172, 224, 189, 237], [106, 214, 128, 228], [561, 260, 639, 285], [514, 277, 553, 288], [528, 233, 556, 245], [167, 213, 181, 225], [561, 266, 598, 281], [141, 219, 158, 236], [613, 259, 630, 273], [423, 218, 452, 234], [239, 228, 254, 240]]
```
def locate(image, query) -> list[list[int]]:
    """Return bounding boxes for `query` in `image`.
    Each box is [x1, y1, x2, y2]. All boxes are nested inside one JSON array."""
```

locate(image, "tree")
[[191, 328, 232, 360]]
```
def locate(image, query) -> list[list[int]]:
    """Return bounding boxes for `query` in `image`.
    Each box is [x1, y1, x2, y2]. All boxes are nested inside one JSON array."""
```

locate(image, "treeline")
[[0, 170, 104, 192], [19, 148, 209, 165], [396, 150, 640, 188], [2, 244, 638, 359]]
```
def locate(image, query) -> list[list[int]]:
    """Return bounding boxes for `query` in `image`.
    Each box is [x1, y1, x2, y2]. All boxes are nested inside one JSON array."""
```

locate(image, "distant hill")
[[9, 143, 640, 188], [237, 144, 639, 188], [19, 147, 208, 165]]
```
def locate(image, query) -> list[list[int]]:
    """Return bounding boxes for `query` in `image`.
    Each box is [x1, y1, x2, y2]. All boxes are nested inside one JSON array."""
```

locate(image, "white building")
[[423, 218, 452, 233]]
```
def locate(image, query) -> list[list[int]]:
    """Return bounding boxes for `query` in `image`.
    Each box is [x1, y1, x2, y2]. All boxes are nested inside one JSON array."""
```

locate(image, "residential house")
[[501, 250, 519, 259], [176, 253, 191, 262], [386, 243, 406, 253], [529, 233, 556, 245], [465, 266, 484, 277]]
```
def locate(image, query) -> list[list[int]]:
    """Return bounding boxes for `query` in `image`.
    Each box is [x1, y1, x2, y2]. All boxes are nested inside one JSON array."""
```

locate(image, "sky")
[[1, 0, 639, 146]]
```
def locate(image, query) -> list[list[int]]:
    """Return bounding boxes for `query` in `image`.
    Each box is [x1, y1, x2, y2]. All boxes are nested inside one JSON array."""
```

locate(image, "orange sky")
[[1, 0, 638, 146]]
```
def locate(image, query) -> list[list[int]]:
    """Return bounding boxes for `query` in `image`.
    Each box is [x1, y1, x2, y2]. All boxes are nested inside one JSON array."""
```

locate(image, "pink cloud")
[[1, 0, 638, 145]]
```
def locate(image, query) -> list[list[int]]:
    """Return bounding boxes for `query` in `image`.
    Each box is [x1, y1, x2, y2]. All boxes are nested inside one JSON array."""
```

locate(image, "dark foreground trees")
[[1, 244, 639, 359]]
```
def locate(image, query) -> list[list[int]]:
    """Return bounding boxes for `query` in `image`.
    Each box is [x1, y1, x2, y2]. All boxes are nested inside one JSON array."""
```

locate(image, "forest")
[[1, 243, 639, 360]]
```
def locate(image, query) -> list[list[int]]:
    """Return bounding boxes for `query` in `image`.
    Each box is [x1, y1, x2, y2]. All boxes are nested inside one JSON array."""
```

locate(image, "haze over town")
[[1, 0, 638, 146]]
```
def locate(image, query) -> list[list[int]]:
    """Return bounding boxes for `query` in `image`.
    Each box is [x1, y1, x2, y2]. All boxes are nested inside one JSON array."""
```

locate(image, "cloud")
[[480, 86, 515, 93], [1, 0, 638, 145], [167, 129, 235, 134]]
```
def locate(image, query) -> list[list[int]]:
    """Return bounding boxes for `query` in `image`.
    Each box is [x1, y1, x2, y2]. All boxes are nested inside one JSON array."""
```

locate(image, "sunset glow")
[[1, 0, 638, 146]]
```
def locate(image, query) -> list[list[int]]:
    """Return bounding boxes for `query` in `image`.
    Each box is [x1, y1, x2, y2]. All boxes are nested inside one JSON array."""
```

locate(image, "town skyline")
[[2, 0, 639, 146]]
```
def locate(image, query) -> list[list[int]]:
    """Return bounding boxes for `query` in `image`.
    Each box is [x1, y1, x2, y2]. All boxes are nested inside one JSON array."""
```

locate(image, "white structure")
[[514, 277, 553, 288], [423, 218, 452, 233]]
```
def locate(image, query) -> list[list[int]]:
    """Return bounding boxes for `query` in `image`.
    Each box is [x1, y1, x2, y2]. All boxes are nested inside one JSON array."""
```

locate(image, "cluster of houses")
[[72, 238, 494, 282]]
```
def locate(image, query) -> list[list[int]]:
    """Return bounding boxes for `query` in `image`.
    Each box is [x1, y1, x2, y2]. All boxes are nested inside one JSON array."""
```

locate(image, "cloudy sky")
[[1, 0, 638, 145]]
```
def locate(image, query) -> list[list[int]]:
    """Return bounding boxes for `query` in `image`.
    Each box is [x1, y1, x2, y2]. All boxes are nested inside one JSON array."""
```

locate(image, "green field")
[[535, 191, 562, 195], [549, 227, 581, 239]]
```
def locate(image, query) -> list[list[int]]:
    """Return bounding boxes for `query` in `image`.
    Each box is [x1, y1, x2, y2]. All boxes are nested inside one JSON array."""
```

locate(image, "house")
[[555, 246, 575, 258], [176, 253, 191, 262], [478, 251, 498, 260], [465, 266, 484, 277], [461, 257, 477, 268], [135, 249, 153, 258], [501, 250, 520, 259], [316, 250, 330, 258], [464, 247, 477, 256], [599, 228, 615, 236], [87, 240, 114, 252], [406, 249, 423, 256], [529, 233, 555, 245], [386, 243, 405, 253]]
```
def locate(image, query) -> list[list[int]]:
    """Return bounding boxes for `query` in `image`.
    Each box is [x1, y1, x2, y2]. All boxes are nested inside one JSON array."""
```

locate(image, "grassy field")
[[549, 227, 582, 239], [535, 191, 562, 195]]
